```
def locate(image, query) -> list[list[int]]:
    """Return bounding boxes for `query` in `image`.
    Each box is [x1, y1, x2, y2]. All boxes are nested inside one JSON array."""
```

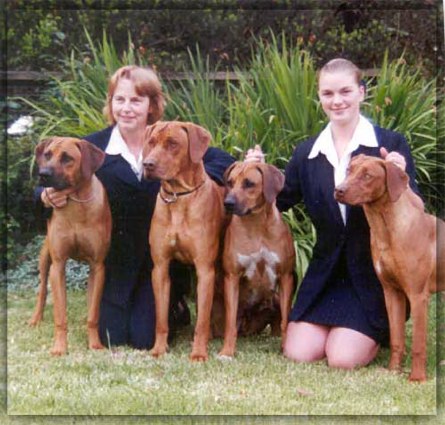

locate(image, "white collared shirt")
[[106, 126, 144, 181], [308, 115, 378, 223]]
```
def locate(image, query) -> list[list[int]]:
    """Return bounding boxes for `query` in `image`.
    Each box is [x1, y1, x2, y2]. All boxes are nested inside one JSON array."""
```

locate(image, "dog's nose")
[[224, 195, 236, 212], [334, 186, 345, 200], [38, 167, 53, 185], [143, 158, 156, 171]]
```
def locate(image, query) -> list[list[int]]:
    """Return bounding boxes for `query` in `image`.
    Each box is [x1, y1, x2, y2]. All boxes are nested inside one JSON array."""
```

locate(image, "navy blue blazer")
[[277, 126, 419, 331], [83, 126, 235, 308]]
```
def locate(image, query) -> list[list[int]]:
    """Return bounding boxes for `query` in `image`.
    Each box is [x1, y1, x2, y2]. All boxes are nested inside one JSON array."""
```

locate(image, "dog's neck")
[[68, 175, 99, 204], [236, 202, 278, 229], [162, 162, 207, 194], [363, 189, 424, 246]]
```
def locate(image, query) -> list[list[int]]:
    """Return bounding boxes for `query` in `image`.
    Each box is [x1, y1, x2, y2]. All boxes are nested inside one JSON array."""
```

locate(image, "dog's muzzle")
[[143, 158, 157, 172], [143, 158, 159, 180], [224, 196, 236, 213], [224, 194, 246, 215], [38, 167, 55, 187], [334, 185, 346, 202]]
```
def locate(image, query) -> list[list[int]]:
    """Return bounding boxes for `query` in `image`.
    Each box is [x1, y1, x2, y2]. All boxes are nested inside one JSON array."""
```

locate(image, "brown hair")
[[317, 58, 363, 86], [103, 65, 166, 125]]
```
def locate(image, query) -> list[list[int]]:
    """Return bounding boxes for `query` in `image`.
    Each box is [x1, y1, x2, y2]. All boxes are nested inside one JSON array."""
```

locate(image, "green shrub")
[[363, 52, 443, 210]]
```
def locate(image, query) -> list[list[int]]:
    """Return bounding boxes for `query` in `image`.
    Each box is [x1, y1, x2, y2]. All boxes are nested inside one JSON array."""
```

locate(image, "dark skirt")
[[289, 251, 389, 346]]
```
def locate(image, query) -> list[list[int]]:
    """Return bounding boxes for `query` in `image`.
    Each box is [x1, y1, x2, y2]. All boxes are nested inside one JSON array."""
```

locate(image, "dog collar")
[[160, 180, 206, 204], [68, 193, 96, 203]]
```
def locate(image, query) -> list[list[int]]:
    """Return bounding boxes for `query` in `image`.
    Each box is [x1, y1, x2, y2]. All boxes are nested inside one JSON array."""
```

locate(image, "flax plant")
[[364, 52, 442, 210], [164, 47, 227, 147], [224, 33, 323, 167], [19, 30, 135, 138]]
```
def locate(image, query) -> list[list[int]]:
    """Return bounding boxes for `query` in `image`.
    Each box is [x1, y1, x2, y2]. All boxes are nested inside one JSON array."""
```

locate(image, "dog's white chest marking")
[[237, 248, 280, 289]]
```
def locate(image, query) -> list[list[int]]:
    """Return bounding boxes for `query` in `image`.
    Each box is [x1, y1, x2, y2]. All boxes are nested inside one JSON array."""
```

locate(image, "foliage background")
[[4, 0, 444, 263], [5, 0, 442, 76]]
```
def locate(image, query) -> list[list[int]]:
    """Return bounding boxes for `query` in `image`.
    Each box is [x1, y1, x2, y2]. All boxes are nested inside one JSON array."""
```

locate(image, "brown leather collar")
[[159, 180, 206, 204]]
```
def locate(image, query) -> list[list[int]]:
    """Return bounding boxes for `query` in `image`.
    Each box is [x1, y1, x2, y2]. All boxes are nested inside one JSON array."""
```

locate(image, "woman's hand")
[[380, 147, 406, 171], [244, 145, 266, 163], [41, 187, 71, 208]]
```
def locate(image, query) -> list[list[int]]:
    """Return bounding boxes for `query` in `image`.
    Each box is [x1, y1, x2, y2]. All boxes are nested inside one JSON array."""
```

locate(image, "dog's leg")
[[86, 262, 105, 350], [150, 259, 171, 358], [190, 262, 215, 361], [382, 285, 406, 372], [408, 289, 429, 382], [49, 260, 68, 355], [218, 273, 240, 358], [29, 239, 51, 326], [279, 272, 294, 351]]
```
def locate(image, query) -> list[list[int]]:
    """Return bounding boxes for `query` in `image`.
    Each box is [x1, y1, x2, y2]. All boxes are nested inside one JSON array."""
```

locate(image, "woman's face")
[[111, 78, 150, 132], [318, 70, 364, 126]]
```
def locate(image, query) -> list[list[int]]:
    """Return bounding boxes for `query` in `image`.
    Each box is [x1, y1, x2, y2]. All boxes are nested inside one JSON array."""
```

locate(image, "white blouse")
[[308, 115, 379, 223], [105, 126, 144, 181]]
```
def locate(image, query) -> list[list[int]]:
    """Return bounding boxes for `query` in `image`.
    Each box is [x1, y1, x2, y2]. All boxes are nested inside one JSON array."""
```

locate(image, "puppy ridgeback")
[[142, 121, 225, 361], [32, 137, 111, 355], [218, 161, 295, 358], [334, 154, 444, 382]]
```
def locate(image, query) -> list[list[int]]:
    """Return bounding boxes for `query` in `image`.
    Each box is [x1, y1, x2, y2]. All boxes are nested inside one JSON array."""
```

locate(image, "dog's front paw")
[[190, 350, 208, 362], [149, 345, 168, 358], [50, 343, 67, 356], [217, 347, 235, 359], [89, 341, 105, 350], [409, 370, 427, 382], [28, 314, 43, 327], [217, 353, 234, 361]]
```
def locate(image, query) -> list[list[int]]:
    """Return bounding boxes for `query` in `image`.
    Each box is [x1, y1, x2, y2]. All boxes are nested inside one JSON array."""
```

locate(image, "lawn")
[[4, 288, 444, 422]]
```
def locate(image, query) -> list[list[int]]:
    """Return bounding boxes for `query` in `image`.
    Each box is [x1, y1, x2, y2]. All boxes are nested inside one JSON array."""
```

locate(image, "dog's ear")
[[223, 162, 238, 185], [183, 122, 211, 163], [385, 161, 408, 202], [260, 164, 285, 203], [34, 138, 54, 163], [350, 153, 366, 167], [144, 123, 156, 142], [77, 140, 106, 180]]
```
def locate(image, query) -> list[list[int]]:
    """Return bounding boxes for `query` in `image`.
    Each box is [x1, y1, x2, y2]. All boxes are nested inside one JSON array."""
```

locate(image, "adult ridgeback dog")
[[142, 121, 225, 361], [334, 154, 444, 382], [31, 137, 111, 355], [217, 161, 295, 358]]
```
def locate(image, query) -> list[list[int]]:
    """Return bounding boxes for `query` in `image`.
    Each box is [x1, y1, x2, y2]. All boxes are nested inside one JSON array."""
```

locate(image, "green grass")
[[5, 289, 444, 418]]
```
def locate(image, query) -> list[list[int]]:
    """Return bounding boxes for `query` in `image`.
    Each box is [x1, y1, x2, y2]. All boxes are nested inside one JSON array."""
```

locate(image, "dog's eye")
[[242, 179, 255, 189], [226, 179, 233, 188], [167, 138, 178, 149], [61, 153, 73, 164], [43, 152, 52, 160], [363, 173, 372, 180]]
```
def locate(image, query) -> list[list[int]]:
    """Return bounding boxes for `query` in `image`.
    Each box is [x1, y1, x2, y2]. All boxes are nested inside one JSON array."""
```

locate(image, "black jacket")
[[277, 126, 419, 331]]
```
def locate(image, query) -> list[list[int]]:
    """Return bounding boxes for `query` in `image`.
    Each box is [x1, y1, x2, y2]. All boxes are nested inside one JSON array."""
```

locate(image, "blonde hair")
[[103, 65, 166, 125], [317, 58, 363, 86]]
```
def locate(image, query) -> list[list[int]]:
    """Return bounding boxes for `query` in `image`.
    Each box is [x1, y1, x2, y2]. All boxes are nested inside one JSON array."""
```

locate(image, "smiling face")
[[318, 69, 364, 127], [111, 78, 151, 133]]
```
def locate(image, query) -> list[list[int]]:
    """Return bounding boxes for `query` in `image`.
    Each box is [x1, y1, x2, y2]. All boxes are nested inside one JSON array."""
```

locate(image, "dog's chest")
[[237, 247, 280, 290]]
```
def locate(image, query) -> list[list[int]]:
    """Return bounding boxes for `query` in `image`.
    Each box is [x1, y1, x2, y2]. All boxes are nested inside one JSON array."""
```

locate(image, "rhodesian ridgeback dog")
[[217, 162, 295, 358], [32, 137, 111, 355], [334, 154, 444, 382], [142, 121, 225, 361]]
